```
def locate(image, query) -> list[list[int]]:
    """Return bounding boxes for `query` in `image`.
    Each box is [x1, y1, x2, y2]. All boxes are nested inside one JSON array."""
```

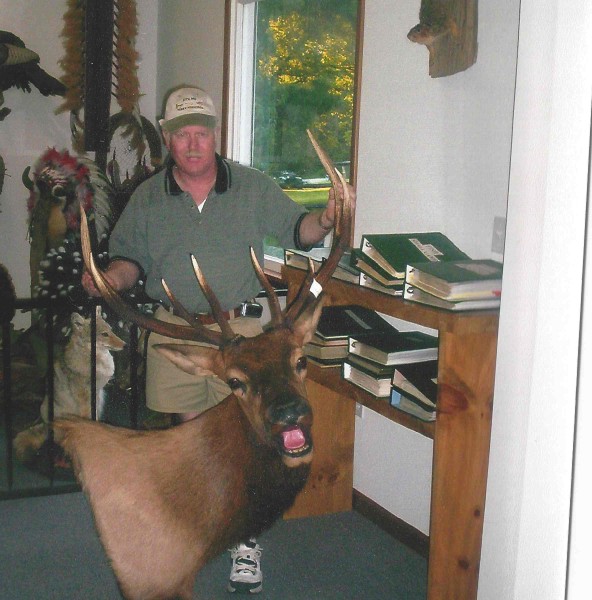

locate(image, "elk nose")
[[268, 394, 311, 425]]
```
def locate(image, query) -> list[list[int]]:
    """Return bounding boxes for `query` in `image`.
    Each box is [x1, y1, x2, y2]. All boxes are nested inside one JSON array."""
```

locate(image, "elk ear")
[[154, 343, 223, 378], [291, 299, 325, 346]]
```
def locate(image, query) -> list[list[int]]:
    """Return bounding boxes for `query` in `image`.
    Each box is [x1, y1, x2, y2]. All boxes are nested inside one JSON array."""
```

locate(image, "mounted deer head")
[[54, 132, 353, 600]]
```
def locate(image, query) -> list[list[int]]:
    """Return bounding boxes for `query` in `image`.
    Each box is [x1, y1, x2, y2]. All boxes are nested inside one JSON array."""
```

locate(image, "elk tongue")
[[282, 426, 305, 450]]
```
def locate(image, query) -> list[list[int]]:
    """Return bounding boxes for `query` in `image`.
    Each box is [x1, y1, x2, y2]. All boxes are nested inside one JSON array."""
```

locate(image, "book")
[[310, 333, 349, 347], [350, 248, 402, 287], [345, 353, 401, 378], [284, 247, 359, 284], [390, 388, 436, 421], [342, 360, 396, 397], [405, 259, 503, 301], [348, 330, 438, 366], [391, 360, 438, 408], [358, 272, 404, 297], [314, 304, 397, 341], [304, 341, 349, 361], [360, 232, 470, 279], [306, 356, 344, 369], [403, 283, 501, 312]]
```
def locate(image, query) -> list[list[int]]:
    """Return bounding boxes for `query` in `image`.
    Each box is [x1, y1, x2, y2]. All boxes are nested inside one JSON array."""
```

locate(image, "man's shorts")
[[145, 306, 263, 415]]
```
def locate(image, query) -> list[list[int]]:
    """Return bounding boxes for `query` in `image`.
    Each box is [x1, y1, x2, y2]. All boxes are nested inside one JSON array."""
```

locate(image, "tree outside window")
[[252, 0, 358, 209]]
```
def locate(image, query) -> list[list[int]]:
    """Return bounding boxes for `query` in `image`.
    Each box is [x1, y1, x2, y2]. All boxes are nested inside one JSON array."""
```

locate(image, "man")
[[82, 86, 355, 594]]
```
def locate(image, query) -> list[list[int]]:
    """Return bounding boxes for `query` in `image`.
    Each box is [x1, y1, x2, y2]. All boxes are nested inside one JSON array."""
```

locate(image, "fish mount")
[[407, 0, 478, 78]]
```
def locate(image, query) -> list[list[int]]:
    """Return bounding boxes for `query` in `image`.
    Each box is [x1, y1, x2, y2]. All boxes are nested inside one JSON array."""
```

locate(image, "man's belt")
[[170, 306, 242, 325]]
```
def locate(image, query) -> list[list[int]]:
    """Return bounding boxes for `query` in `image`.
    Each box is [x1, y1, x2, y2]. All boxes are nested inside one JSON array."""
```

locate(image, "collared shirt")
[[109, 154, 307, 313]]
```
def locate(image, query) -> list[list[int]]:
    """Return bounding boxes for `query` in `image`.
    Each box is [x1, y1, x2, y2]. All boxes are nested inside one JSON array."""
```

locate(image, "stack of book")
[[390, 359, 438, 421], [304, 304, 395, 368], [284, 247, 360, 284], [404, 258, 503, 311], [350, 248, 404, 296], [351, 232, 470, 297], [342, 328, 438, 408]]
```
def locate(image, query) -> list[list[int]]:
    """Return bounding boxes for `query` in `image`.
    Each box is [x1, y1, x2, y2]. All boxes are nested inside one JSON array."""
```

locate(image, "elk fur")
[[55, 302, 322, 600]]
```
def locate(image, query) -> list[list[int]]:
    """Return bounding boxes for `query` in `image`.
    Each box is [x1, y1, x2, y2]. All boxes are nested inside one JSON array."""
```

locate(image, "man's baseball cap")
[[159, 87, 217, 132]]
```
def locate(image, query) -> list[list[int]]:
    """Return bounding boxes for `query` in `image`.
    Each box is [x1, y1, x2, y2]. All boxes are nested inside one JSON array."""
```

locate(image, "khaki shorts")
[[145, 306, 263, 414]]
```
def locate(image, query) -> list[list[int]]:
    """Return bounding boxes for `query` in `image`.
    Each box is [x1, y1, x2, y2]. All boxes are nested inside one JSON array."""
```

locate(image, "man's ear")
[[154, 343, 223, 378]]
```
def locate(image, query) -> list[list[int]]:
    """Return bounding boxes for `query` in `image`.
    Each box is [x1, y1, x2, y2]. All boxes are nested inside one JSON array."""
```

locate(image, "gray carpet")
[[0, 492, 427, 599]]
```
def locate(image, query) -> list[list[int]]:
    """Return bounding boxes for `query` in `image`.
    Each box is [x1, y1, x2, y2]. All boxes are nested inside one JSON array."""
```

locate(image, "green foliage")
[[253, 0, 358, 179]]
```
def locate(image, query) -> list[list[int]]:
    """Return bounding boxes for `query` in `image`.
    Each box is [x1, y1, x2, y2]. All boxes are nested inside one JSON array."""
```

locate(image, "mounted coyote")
[[13, 306, 125, 462]]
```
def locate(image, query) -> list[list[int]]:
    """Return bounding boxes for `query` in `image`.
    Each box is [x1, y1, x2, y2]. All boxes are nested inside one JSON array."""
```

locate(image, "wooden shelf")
[[282, 266, 498, 335], [283, 265, 500, 600]]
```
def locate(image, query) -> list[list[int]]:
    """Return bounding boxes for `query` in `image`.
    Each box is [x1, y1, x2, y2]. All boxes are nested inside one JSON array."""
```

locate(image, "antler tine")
[[284, 136, 353, 322], [161, 279, 224, 346], [80, 209, 216, 344], [189, 255, 236, 341], [306, 129, 340, 190], [249, 247, 283, 327], [311, 168, 352, 287]]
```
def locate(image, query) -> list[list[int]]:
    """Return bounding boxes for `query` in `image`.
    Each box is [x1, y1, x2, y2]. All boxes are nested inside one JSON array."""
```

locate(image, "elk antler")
[[249, 247, 284, 327], [80, 209, 229, 346], [284, 132, 353, 322], [80, 131, 352, 342]]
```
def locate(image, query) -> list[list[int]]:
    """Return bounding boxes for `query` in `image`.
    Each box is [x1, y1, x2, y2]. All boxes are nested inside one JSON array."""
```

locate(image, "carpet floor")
[[0, 492, 427, 599]]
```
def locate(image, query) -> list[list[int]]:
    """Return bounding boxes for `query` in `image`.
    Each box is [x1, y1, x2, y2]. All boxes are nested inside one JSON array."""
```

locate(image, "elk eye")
[[296, 356, 308, 372], [228, 378, 246, 393]]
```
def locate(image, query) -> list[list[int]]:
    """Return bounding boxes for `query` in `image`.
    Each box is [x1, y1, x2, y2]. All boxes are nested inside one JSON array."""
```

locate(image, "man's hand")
[[322, 181, 357, 230], [81, 260, 141, 298], [298, 180, 356, 247]]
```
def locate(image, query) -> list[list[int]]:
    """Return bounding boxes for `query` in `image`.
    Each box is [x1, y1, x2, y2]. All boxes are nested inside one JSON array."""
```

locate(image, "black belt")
[[169, 306, 242, 325]]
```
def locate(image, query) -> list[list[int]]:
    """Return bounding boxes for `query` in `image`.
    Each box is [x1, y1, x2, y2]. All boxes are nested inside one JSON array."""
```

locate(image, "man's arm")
[[81, 259, 141, 298], [297, 183, 356, 247]]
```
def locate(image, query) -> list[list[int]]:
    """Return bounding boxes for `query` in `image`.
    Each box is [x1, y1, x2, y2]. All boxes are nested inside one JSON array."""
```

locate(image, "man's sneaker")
[[227, 539, 263, 594]]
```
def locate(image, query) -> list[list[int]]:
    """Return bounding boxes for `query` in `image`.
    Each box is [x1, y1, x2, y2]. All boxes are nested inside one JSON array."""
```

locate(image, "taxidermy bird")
[[0, 30, 66, 103], [0, 30, 66, 195]]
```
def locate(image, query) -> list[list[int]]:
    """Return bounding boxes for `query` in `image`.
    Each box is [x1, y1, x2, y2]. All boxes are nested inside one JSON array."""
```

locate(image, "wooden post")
[[427, 326, 497, 598]]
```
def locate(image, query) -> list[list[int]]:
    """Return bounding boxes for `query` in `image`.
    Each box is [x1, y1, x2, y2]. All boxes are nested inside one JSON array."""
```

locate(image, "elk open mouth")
[[277, 424, 312, 459]]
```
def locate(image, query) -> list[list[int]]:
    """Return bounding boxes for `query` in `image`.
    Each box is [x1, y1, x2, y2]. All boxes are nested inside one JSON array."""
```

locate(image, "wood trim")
[[353, 489, 430, 559], [350, 0, 365, 190], [221, 0, 232, 155]]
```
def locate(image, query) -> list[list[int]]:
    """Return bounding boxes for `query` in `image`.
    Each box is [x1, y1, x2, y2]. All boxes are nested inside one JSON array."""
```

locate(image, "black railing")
[[1, 285, 287, 501], [0, 297, 147, 500]]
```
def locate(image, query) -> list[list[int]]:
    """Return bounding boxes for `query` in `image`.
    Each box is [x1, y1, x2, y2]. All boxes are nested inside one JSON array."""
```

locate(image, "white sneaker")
[[227, 539, 263, 594]]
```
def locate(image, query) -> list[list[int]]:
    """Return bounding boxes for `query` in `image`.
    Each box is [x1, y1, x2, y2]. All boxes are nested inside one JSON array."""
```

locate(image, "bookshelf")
[[282, 266, 499, 600]]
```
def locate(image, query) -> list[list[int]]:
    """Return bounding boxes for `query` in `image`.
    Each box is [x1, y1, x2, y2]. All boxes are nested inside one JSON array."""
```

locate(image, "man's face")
[[164, 124, 217, 178]]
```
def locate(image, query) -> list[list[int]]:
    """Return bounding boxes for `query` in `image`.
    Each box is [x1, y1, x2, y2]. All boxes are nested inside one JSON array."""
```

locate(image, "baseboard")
[[352, 489, 429, 558]]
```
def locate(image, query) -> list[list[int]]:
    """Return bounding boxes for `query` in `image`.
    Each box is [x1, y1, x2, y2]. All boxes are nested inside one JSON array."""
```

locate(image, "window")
[[226, 0, 361, 213]]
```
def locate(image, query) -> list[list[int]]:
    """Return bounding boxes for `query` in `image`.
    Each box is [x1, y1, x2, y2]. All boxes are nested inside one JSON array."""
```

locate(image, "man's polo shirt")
[[109, 155, 307, 313]]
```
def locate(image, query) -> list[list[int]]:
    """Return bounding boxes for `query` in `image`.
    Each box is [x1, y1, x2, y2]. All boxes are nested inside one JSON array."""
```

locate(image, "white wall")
[[479, 0, 592, 598], [355, 0, 519, 260], [352, 0, 520, 532]]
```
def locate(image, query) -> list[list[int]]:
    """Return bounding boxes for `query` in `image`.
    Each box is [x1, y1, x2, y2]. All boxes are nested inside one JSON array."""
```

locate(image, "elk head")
[[80, 131, 353, 469]]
